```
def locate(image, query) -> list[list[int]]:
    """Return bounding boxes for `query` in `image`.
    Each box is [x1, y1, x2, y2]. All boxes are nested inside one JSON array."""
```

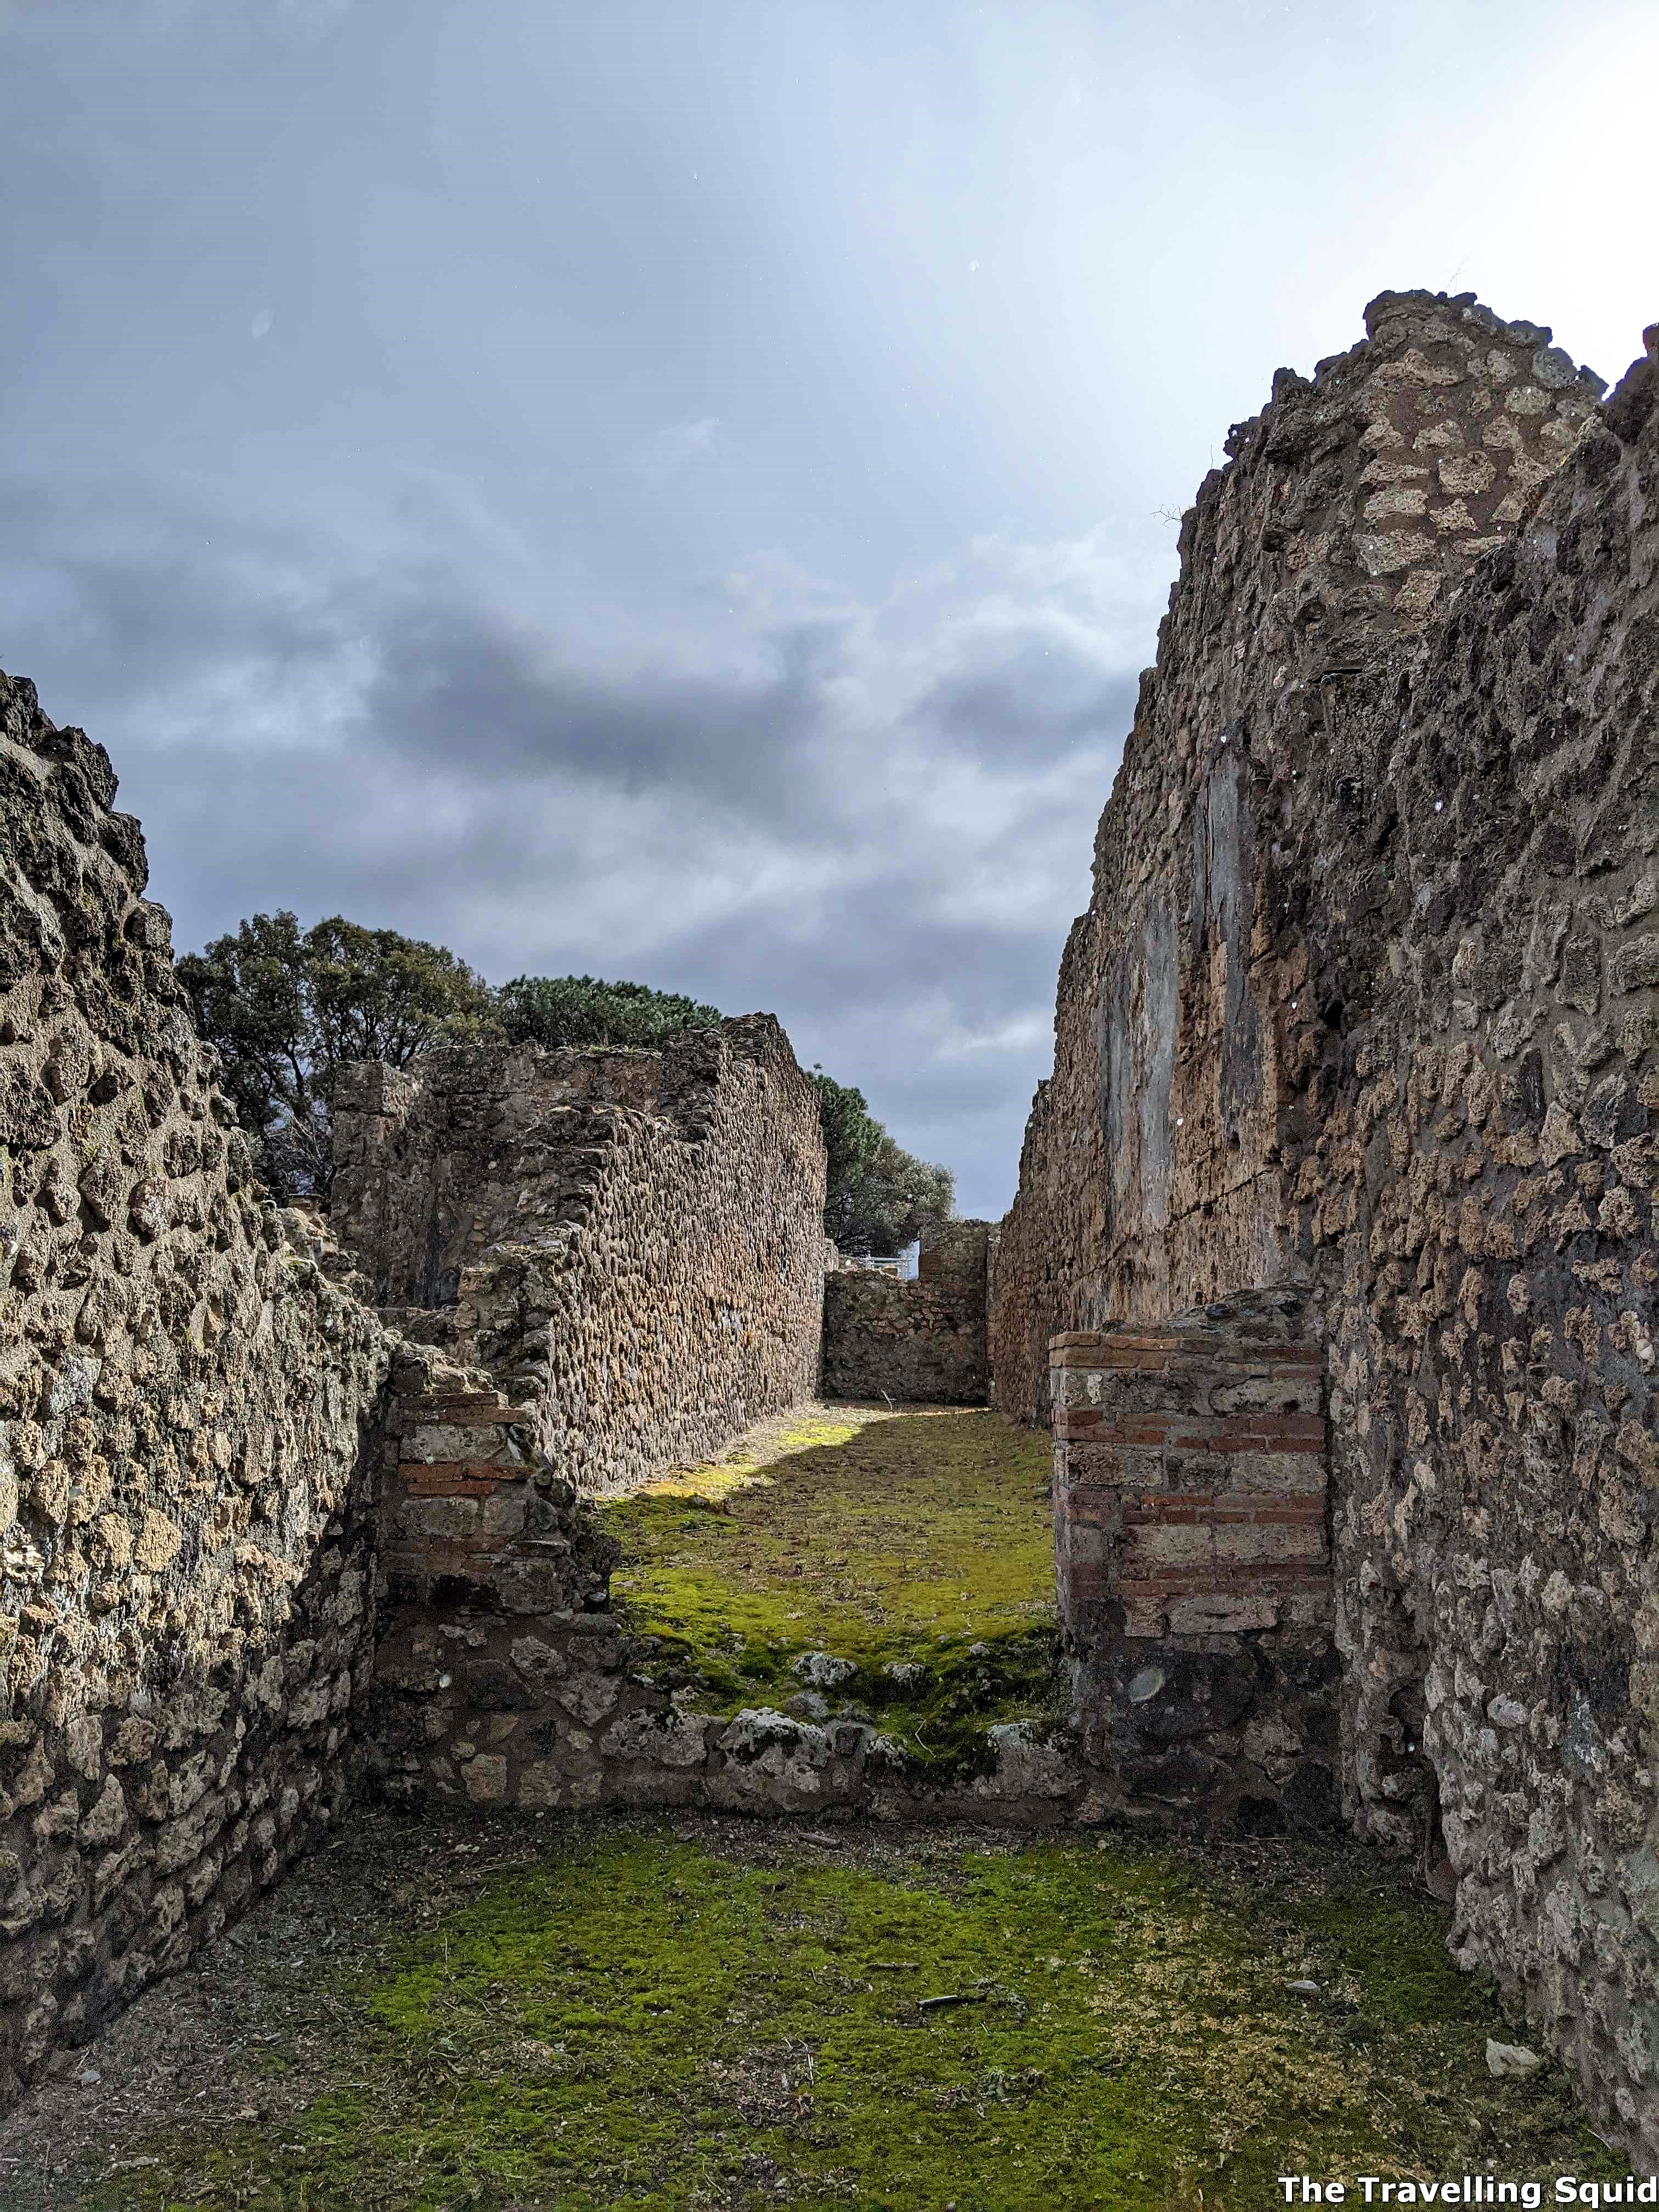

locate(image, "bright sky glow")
[[1, 0, 1654, 1212]]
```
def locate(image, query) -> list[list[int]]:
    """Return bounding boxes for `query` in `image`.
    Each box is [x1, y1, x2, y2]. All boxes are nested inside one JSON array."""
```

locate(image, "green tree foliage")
[[177, 912, 495, 1200], [495, 973, 722, 1051], [810, 1069, 955, 1255], [179, 921, 952, 1246]]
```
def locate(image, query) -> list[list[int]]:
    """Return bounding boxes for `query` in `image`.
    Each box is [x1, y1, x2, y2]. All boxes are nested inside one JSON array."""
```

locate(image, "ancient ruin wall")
[[992, 296, 1659, 2153], [331, 1022, 827, 1494], [1051, 1291, 1337, 1833], [1323, 336, 1658, 2157], [370, 1334, 1081, 1822], [992, 291, 1608, 1427], [821, 1219, 991, 1404], [0, 673, 393, 2109]]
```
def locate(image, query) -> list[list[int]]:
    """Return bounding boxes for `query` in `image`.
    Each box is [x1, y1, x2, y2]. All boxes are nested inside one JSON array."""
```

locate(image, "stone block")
[[463, 1755, 510, 1804], [599, 1712, 708, 1768], [556, 1673, 620, 1727], [509, 1634, 567, 1695], [516, 1760, 562, 1808], [977, 1723, 1079, 1801], [1167, 1592, 1280, 1634]]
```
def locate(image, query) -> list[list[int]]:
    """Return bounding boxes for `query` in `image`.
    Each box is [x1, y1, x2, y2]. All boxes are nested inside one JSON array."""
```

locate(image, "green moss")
[[1275, 1870, 1498, 2029], [601, 1409, 1061, 1766], [84, 1820, 1623, 2212]]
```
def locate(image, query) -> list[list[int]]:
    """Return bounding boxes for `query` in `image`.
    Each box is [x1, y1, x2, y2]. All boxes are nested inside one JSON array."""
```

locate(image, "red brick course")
[[1051, 1317, 1330, 1640], [400, 1462, 528, 1498]]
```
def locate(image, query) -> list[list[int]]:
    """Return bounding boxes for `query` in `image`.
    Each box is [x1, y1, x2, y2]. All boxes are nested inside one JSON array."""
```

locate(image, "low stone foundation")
[[1051, 1291, 1339, 1831]]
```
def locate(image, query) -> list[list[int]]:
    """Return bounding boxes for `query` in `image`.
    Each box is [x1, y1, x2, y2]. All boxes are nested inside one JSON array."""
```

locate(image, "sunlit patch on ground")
[[597, 1406, 1063, 1772]]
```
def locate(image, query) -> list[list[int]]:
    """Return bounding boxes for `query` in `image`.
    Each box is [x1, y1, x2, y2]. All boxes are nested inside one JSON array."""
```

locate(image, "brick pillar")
[[378, 1355, 613, 1618], [1050, 1291, 1339, 1832]]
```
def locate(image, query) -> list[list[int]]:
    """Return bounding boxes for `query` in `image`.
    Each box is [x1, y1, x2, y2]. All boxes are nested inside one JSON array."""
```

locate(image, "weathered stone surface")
[[822, 1220, 991, 1404], [331, 1020, 827, 1497], [993, 297, 1658, 2158], [0, 669, 392, 2106], [1051, 1293, 1337, 1830], [8, 291, 1647, 2170]]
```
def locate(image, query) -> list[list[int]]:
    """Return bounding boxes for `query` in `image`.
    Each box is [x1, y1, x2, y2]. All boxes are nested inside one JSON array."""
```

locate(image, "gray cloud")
[[3, 0, 1652, 1216], [0, 460, 1154, 1212]]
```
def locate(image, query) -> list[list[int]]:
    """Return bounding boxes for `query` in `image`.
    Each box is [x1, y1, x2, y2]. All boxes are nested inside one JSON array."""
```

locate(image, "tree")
[[495, 974, 722, 1051], [810, 1069, 954, 1255], [178, 912, 495, 1200]]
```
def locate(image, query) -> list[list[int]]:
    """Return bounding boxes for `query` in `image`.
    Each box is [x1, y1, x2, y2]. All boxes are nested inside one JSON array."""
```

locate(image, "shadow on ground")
[[3, 1805, 1620, 2211]]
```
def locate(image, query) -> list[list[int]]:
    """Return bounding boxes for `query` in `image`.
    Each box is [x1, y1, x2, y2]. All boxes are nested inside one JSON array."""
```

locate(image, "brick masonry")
[[821, 1219, 991, 1404], [1052, 1290, 1338, 1830]]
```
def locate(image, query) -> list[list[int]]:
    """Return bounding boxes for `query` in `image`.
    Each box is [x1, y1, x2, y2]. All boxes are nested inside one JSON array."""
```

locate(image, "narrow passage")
[[2, 1415, 1620, 2210]]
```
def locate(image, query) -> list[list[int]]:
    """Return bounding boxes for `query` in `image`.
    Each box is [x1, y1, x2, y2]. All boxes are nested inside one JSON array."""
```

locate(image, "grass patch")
[[81, 1815, 1623, 2212], [597, 1408, 1062, 1771], [602, 1408, 1056, 1647]]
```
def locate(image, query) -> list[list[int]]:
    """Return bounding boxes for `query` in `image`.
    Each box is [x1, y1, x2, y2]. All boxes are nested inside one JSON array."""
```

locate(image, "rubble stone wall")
[[821, 1220, 991, 1404], [992, 291, 1611, 1430], [992, 296, 1659, 2153], [332, 1022, 828, 1494], [0, 673, 393, 2109]]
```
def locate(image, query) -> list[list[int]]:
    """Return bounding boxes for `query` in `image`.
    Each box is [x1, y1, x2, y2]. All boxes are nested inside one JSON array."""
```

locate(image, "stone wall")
[[0, 672, 393, 2109], [331, 1022, 828, 1494], [992, 291, 1611, 1429], [991, 295, 1659, 2153], [821, 1219, 991, 1404], [1051, 1291, 1337, 1832]]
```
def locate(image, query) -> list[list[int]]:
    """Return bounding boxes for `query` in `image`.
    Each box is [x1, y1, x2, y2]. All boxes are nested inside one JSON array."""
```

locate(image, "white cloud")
[[0, 463, 1161, 1213]]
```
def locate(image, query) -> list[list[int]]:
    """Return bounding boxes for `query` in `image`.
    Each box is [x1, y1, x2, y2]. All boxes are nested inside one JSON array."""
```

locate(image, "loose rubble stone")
[[1486, 2039, 1544, 2080]]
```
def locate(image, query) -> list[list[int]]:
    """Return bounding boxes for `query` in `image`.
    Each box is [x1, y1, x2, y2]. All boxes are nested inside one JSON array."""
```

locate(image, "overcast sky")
[[1, 0, 1654, 1216]]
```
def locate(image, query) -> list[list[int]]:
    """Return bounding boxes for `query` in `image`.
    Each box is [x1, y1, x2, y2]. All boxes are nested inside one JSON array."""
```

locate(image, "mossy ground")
[[70, 1808, 1620, 2212], [598, 1407, 1062, 1769]]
